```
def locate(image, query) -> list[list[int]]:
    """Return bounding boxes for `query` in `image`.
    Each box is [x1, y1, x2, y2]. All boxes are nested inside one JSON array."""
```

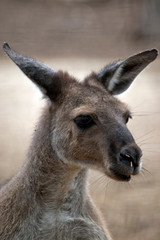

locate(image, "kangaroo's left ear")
[[97, 49, 158, 95], [3, 42, 63, 101]]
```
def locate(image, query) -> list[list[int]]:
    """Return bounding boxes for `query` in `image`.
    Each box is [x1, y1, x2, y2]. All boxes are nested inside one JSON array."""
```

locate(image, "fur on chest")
[[39, 210, 108, 240]]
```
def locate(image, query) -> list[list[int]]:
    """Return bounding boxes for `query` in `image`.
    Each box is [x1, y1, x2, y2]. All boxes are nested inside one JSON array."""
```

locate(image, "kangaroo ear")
[[3, 42, 62, 101], [97, 49, 158, 95]]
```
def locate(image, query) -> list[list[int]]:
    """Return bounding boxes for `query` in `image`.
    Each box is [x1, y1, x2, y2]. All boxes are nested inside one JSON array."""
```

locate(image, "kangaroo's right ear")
[[3, 42, 63, 101]]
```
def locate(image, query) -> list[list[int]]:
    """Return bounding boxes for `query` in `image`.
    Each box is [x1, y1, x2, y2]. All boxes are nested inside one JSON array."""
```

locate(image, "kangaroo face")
[[3, 43, 158, 182], [51, 77, 142, 181]]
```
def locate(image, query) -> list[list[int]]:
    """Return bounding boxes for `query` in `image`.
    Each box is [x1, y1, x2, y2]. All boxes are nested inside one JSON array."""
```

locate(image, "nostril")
[[119, 146, 142, 169], [119, 152, 134, 168]]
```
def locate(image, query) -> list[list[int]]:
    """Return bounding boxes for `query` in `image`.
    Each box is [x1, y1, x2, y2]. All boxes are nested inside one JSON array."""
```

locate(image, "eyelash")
[[125, 114, 132, 124]]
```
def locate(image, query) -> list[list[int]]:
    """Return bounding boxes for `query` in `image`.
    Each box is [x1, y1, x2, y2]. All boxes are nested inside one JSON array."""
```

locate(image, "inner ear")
[[97, 49, 158, 95]]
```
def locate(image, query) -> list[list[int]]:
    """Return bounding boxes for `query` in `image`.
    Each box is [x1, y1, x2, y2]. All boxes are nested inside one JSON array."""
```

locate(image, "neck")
[[1, 105, 109, 240], [18, 105, 88, 209]]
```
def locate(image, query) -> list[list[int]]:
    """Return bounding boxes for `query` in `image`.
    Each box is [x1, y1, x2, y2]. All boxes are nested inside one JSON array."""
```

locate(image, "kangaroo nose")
[[119, 146, 142, 169]]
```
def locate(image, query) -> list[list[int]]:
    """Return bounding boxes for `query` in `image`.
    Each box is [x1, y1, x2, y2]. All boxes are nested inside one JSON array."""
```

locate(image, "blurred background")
[[0, 0, 160, 239]]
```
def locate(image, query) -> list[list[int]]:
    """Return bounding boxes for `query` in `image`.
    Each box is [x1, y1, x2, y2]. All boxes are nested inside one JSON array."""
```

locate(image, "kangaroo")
[[0, 43, 158, 240]]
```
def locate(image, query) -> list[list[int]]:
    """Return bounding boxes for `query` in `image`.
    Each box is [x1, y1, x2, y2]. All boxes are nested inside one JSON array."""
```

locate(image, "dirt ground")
[[0, 1, 160, 240]]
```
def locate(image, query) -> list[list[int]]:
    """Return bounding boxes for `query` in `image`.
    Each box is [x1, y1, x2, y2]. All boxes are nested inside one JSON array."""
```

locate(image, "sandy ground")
[[0, 56, 160, 240]]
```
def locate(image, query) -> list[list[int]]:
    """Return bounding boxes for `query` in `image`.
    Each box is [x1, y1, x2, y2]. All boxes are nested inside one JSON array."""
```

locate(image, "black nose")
[[119, 146, 142, 168]]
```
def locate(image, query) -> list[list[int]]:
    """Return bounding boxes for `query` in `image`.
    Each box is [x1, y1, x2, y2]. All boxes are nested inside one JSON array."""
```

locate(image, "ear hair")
[[97, 49, 158, 95], [3, 42, 63, 101]]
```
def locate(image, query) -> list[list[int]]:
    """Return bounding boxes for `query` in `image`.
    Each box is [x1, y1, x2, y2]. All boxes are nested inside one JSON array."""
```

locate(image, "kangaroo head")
[[3, 43, 158, 181]]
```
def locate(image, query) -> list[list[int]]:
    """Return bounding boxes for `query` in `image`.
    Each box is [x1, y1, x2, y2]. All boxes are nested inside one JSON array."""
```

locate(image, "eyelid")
[[70, 106, 94, 119], [128, 114, 132, 119], [124, 112, 132, 124], [124, 111, 132, 118], [73, 112, 97, 121], [74, 114, 95, 129]]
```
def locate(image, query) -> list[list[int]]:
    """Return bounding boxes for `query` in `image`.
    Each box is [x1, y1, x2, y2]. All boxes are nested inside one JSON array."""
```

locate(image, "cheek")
[[51, 127, 72, 163], [70, 136, 104, 169], [51, 124, 105, 170]]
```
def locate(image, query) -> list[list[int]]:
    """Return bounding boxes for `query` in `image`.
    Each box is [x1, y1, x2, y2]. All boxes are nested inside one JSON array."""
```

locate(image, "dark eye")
[[125, 114, 132, 124], [74, 115, 95, 129]]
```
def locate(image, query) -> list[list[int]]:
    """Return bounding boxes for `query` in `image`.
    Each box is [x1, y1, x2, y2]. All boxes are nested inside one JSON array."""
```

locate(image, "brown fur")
[[0, 44, 158, 240]]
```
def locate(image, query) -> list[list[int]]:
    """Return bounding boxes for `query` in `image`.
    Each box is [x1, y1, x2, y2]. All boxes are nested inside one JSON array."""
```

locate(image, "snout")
[[108, 144, 142, 181], [119, 146, 142, 174]]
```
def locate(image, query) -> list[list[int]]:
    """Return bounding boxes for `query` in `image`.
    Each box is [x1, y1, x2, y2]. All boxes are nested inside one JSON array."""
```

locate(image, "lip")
[[105, 151, 143, 181], [106, 161, 142, 181], [107, 167, 131, 181]]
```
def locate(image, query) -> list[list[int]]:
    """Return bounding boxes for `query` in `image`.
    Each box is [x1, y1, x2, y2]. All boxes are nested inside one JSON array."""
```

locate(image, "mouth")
[[107, 167, 131, 181], [106, 156, 142, 182], [105, 145, 142, 182]]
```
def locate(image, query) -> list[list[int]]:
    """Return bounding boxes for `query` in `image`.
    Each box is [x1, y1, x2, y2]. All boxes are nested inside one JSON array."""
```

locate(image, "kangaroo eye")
[[74, 115, 95, 129], [126, 114, 132, 124]]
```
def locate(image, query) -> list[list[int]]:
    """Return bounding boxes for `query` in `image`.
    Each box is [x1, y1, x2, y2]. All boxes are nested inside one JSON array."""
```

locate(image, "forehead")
[[63, 81, 128, 115]]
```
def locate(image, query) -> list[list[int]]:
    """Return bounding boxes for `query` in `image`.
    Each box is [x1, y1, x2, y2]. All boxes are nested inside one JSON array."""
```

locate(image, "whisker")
[[141, 149, 160, 154], [90, 173, 108, 193], [141, 167, 153, 177], [133, 113, 152, 117], [103, 178, 112, 204], [139, 170, 148, 181], [138, 139, 154, 146], [131, 101, 147, 111], [140, 142, 160, 147], [136, 129, 156, 142], [141, 157, 150, 162], [132, 110, 160, 117]]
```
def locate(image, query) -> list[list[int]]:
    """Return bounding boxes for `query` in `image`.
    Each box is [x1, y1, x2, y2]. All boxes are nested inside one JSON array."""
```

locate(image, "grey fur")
[[0, 43, 158, 240]]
